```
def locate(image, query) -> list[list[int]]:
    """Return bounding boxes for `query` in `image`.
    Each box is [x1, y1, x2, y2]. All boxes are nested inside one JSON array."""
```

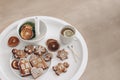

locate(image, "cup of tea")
[[60, 25, 76, 44]]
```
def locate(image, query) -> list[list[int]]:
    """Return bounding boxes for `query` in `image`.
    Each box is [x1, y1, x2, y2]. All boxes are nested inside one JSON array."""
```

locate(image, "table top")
[[0, 0, 120, 80]]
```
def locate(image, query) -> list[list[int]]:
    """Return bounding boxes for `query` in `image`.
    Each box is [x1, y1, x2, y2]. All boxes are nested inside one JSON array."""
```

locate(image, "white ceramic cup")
[[60, 25, 76, 44]]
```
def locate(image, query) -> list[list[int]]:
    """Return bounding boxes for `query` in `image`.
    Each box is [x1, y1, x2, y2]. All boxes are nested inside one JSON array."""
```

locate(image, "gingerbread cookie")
[[46, 39, 59, 51], [12, 49, 28, 59], [30, 54, 48, 70], [10, 44, 52, 79], [53, 62, 69, 76], [34, 45, 47, 56], [18, 58, 32, 77], [24, 45, 35, 54], [11, 59, 19, 70], [44, 53, 53, 62], [31, 67, 43, 79], [8, 36, 20, 47], [57, 49, 68, 60]]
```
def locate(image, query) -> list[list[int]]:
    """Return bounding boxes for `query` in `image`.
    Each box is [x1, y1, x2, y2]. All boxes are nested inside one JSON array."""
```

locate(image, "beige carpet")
[[0, 0, 120, 80]]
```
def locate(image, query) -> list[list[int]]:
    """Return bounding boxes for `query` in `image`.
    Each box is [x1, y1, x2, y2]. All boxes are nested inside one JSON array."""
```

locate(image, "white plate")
[[0, 16, 88, 80]]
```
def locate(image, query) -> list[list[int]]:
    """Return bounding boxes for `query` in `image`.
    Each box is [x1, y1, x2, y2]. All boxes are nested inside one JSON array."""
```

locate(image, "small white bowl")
[[17, 17, 47, 44]]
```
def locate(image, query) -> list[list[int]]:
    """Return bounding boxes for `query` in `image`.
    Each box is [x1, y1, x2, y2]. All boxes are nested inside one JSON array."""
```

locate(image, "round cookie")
[[46, 39, 60, 51], [11, 59, 19, 70], [8, 36, 20, 47]]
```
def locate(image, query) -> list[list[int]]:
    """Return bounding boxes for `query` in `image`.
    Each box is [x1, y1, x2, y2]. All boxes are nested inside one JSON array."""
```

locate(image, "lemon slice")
[[63, 30, 74, 37]]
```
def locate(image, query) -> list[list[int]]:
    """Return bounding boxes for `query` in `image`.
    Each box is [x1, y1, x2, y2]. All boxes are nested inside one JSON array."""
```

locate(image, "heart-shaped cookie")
[[31, 67, 43, 79]]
